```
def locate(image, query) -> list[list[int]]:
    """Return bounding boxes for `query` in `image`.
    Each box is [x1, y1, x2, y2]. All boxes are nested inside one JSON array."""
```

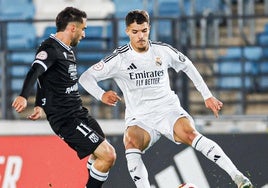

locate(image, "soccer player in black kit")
[[12, 7, 116, 188]]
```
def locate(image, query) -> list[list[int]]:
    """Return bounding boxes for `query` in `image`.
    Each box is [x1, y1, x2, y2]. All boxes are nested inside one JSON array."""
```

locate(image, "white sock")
[[125, 149, 151, 188], [90, 164, 109, 182], [192, 135, 242, 180]]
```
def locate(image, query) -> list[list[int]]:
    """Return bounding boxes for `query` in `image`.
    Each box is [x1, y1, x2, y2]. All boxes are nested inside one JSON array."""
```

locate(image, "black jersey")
[[20, 35, 88, 133]]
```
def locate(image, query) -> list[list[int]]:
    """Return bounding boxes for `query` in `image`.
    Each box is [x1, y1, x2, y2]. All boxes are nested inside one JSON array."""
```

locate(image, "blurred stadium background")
[[0, 0, 267, 187]]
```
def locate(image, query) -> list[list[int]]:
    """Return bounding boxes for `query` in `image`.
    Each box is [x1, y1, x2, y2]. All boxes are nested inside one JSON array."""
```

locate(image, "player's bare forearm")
[[205, 97, 223, 118], [101, 90, 121, 106]]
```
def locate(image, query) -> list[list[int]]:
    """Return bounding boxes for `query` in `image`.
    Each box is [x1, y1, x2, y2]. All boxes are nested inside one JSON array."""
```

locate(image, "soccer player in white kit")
[[79, 10, 253, 188]]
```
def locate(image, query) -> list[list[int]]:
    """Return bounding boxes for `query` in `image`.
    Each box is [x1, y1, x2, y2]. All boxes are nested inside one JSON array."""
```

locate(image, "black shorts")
[[58, 116, 105, 159]]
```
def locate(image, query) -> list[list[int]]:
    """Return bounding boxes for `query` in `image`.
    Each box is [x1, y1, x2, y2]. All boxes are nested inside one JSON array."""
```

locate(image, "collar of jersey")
[[50, 34, 72, 52]]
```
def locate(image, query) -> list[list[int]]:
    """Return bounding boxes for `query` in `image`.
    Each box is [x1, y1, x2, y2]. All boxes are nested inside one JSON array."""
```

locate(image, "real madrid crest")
[[155, 57, 162, 66]]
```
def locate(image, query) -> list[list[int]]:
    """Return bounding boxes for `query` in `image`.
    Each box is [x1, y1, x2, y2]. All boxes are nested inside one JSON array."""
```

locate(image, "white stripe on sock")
[[90, 165, 109, 182]]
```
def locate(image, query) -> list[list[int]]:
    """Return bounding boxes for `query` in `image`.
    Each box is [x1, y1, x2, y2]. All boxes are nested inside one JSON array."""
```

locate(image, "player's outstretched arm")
[[204, 97, 223, 118], [101, 90, 121, 106]]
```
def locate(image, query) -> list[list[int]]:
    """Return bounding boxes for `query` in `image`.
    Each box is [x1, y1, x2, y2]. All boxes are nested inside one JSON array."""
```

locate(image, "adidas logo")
[[127, 63, 137, 70], [133, 176, 141, 182], [214, 155, 221, 162]]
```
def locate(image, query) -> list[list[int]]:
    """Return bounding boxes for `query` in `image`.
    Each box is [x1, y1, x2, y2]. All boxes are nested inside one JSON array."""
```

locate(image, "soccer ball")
[[178, 183, 198, 188]]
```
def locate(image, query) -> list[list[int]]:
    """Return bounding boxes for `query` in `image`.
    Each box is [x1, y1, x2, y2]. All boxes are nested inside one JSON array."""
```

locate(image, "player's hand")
[[28, 106, 43, 120], [101, 90, 121, 106], [12, 96, 27, 113], [205, 97, 223, 118]]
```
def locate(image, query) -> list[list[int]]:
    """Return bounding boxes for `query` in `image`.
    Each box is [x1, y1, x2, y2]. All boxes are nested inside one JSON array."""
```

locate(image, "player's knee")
[[124, 136, 136, 147], [103, 144, 117, 166], [174, 130, 199, 145], [95, 141, 116, 167], [124, 137, 144, 150], [124, 128, 150, 150]]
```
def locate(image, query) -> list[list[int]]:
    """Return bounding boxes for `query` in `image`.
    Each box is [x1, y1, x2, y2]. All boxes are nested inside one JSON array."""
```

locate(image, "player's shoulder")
[[37, 37, 56, 51], [40, 37, 55, 46], [115, 43, 131, 55], [103, 43, 131, 63], [150, 40, 179, 53]]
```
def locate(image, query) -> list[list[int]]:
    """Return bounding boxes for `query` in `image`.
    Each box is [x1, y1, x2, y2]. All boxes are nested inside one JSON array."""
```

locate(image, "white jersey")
[[79, 41, 212, 119]]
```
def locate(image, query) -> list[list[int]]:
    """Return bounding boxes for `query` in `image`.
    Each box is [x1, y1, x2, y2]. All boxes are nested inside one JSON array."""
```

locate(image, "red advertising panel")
[[0, 136, 88, 188]]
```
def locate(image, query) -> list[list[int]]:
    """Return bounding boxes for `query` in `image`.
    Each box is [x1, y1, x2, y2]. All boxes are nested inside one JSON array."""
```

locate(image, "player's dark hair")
[[125, 10, 150, 27], [56, 7, 87, 32]]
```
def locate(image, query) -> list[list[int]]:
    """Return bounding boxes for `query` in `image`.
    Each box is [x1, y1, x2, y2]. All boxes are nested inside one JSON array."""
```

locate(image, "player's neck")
[[55, 32, 71, 47], [130, 43, 149, 53]]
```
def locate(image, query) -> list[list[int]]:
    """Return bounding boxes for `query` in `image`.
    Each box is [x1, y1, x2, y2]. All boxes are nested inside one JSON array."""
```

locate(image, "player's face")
[[71, 18, 87, 46], [126, 21, 150, 52]]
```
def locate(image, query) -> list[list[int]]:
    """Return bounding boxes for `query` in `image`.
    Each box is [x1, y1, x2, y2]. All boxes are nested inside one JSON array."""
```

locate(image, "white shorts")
[[125, 106, 195, 152]]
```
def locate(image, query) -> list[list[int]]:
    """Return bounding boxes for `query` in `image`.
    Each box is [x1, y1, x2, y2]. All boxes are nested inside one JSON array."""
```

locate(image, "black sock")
[[86, 175, 104, 188], [86, 165, 108, 188]]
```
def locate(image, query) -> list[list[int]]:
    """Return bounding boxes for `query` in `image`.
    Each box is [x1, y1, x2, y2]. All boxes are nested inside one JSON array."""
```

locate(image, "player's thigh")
[[124, 125, 151, 150], [93, 140, 116, 161], [173, 117, 198, 145]]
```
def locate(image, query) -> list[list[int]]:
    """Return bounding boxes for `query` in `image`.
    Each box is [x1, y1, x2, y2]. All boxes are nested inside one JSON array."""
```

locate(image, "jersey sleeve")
[[19, 46, 56, 99], [32, 46, 57, 70], [169, 49, 213, 100], [79, 52, 121, 101], [19, 63, 45, 99], [34, 81, 44, 107]]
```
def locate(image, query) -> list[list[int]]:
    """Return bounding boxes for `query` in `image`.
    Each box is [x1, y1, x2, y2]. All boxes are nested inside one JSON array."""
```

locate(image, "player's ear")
[[73, 23, 77, 32], [69, 23, 77, 32], [125, 27, 129, 36]]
